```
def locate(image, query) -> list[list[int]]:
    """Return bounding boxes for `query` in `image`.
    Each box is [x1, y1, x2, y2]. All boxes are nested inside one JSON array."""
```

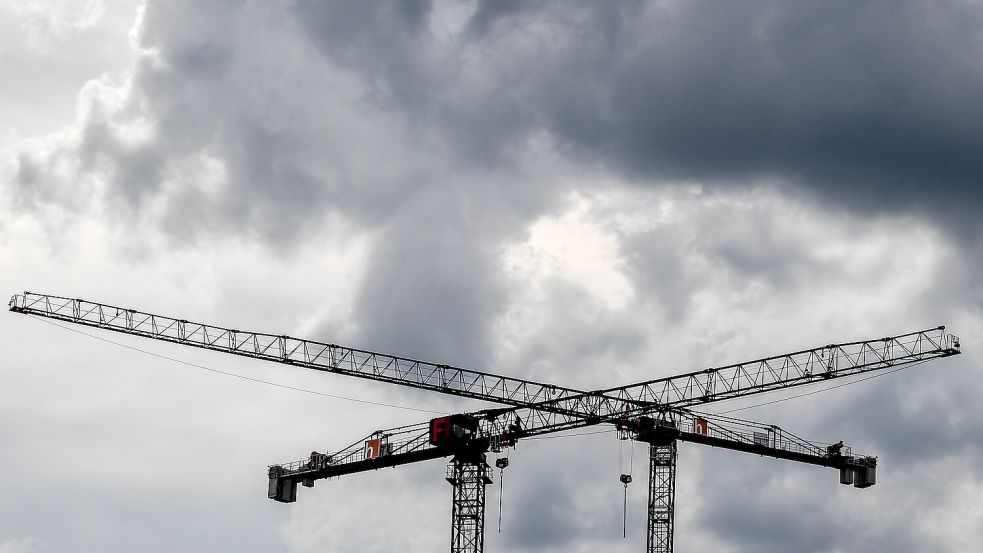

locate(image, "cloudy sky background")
[[2, 1, 982, 552]]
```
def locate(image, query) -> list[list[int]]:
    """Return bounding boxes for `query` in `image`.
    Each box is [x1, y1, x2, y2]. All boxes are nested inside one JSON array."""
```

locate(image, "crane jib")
[[8, 292, 595, 409], [9, 292, 960, 429]]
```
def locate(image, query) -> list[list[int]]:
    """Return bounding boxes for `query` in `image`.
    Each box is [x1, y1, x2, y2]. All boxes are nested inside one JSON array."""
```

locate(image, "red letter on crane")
[[694, 417, 709, 435], [364, 439, 381, 459], [430, 417, 452, 446]]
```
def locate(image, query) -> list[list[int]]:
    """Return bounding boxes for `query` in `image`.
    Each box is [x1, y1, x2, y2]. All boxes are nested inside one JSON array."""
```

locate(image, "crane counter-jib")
[[267, 409, 879, 503]]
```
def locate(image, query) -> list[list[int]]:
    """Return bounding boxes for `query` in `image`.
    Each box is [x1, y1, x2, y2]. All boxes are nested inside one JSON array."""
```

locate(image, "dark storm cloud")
[[293, 0, 983, 232], [290, 0, 633, 168], [12, 0, 982, 243]]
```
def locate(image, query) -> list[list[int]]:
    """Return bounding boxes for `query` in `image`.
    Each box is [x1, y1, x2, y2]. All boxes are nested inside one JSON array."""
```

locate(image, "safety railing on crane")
[[271, 409, 863, 479]]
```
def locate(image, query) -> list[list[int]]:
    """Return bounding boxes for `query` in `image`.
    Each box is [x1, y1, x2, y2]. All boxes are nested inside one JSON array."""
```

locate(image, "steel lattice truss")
[[483, 326, 959, 437], [269, 327, 958, 477], [10, 293, 959, 438], [647, 442, 676, 553], [8, 293, 582, 407], [271, 409, 862, 481], [448, 458, 490, 553]]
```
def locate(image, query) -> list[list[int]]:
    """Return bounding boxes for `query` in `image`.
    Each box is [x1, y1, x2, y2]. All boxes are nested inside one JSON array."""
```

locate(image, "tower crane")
[[273, 408, 876, 553], [9, 292, 962, 552], [268, 326, 956, 552]]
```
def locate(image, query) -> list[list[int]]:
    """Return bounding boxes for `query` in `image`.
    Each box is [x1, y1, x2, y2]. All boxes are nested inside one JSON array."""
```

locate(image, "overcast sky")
[[2, 1, 982, 552]]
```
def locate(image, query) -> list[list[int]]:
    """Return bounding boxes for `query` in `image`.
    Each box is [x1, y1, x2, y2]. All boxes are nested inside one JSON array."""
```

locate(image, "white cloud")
[[0, 538, 42, 553], [503, 191, 635, 311], [0, 0, 137, 140], [1, 0, 105, 44]]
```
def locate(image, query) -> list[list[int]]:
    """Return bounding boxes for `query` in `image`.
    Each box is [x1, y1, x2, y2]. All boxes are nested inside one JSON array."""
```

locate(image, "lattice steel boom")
[[9, 293, 960, 431], [7, 292, 585, 407]]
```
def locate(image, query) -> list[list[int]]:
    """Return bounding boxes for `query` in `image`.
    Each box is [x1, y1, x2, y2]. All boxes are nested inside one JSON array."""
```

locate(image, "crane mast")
[[9, 292, 962, 553]]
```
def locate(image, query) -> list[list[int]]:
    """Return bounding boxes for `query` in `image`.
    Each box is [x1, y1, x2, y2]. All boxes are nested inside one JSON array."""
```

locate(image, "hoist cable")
[[28, 315, 444, 414]]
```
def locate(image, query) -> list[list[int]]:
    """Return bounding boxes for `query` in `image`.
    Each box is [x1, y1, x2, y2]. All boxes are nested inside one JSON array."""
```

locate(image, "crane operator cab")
[[429, 414, 480, 448]]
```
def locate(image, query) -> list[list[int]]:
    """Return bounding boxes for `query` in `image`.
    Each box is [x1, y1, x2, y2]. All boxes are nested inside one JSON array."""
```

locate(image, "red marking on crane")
[[364, 439, 381, 459], [430, 416, 453, 445], [694, 417, 709, 435]]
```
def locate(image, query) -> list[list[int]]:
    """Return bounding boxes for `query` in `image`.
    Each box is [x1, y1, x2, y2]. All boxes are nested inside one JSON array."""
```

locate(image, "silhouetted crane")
[[9, 292, 961, 552]]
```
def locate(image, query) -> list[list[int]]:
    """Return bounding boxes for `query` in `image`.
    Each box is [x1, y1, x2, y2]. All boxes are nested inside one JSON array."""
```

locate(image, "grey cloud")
[[495, 435, 632, 552], [497, 279, 650, 389], [827, 364, 983, 470], [340, 177, 562, 374], [695, 463, 930, 553], [7, 1, 433, 250], [465, 0, 525, 37], [345, 198, 509, 368], [4, 2, 983, 553], [504, 475, 583, 551], [689, 357, 981, 552], [292, 0, 983, 234], [12, 0, 983, 246]]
